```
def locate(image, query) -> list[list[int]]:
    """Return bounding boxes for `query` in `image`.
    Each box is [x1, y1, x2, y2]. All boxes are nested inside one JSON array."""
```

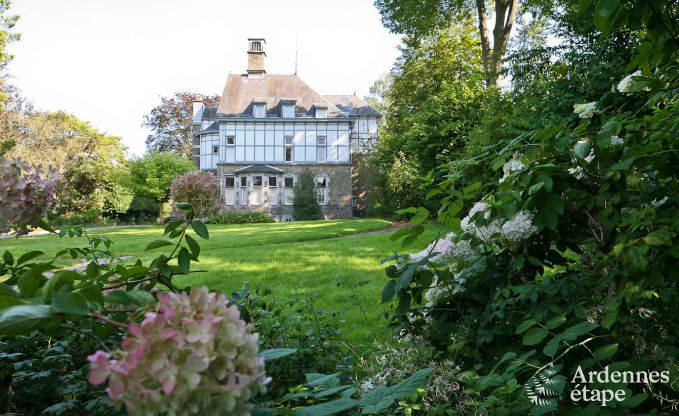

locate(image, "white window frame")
[[315, 175, 328, 205], [282, 105, 295, 118], [226, 136, 235, 145], [315, 108, 328, 118], [239, 176, 248, 205], [253, 104, 266, 118], [283, 176, 295, 205], [224, 176, 236, 206]]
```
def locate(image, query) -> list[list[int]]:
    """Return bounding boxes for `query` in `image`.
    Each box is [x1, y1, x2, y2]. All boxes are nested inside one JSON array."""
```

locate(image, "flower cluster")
[[170, 171, 221, 219], [0, 157, 56, 236], [568, 166, 585, 179], [573, 102, 598, 119], [88, 287, 269, 415], [610, 135, 624, 146], [461, 202, 539, 244], [617, 70, 642, 93], [499, 157, 526, 183]]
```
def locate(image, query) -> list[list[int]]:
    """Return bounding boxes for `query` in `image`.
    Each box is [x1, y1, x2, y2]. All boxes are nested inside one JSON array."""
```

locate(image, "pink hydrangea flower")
[[170, 171, 221, 219], [87, 287, 268, 415]]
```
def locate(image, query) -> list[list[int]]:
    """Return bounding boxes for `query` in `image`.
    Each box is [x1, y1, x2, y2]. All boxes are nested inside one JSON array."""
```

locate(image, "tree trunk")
[[476, 0, 520, 88]]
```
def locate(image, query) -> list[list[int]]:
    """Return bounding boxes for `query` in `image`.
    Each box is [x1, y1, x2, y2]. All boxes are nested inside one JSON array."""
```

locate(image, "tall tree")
[[143, 92, 220, 158], [0, 0, 19, 105], [129, 152, 196, 217], [375, 0, 531, 87]]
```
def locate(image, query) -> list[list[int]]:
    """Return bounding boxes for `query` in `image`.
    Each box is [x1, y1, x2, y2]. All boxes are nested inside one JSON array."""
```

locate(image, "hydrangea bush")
[[88, 287, 269, 415], [0, 157, 56, 236], [170, 171, 221, 219], [382, 5, 679, 413]]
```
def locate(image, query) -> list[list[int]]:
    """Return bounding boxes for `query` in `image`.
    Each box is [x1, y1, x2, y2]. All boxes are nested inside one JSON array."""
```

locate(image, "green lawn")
[[0, 219, 437, 344]]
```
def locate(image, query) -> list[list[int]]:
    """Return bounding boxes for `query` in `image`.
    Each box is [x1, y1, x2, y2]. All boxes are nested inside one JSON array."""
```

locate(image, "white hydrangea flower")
[[651, 196, 668, 208], [568, 166, 585, 179], [584, 149, 596, 164], [617, 70, 642, 93], [425, 285, 449, 306], [499, 158, 526, 183], [500, 210, 539, 242], [610, 135, 624, 146], [461, 202, 490, 232], [573, 102, 598, 119]]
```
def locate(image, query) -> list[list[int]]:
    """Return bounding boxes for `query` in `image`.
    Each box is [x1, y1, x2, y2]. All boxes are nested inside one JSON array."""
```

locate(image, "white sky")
[[6, 0, 401, 157]]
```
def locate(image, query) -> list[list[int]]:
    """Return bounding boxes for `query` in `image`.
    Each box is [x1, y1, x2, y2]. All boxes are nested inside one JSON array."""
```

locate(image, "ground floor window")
[[250, 176, 262, 205], [239, 176, 247, 205], [224, 176, 235, 205], [284, 176, 294, 205], [268, 176, 278, 206], [316, 175, 328, 205]]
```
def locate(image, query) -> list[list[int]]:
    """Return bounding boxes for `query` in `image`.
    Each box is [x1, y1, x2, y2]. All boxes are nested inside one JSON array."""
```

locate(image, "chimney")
[[192, 99, 205, 126], [247, 38, 266, 77]]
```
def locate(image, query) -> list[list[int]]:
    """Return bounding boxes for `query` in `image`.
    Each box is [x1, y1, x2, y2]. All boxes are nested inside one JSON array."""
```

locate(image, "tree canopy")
[[143, 92, 220, 158]]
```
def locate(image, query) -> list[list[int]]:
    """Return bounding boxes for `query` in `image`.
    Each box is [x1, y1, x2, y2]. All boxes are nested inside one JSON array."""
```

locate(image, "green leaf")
[[42, 271, 78, 302], [257, 348, 297, 361], [560, 321, 597, 341], [543, 335, 562, 357], [163, 219, 184, 236], [0, 304, 55, 336], [307, 373, 341, 388], [381, 280, 397, 303], [529, 182, 544, 195], [178, 247, 191, 274], [0, 283, 19, 298], [388, 368, 434, 398], [144, 239, 174, 251], [191, 220, 209, 240], [573, 140, 591, 159], [597, 0, 618, 17], [515, 319, 537, 334], [643, 228, 674, 247], [410, 207, 429, 226], [545, 314, 567, 330], [2, 251, 13, 265], [86, 261, 99, 279], [359, 386, 394, 415], [51, 292, 90, 316], [594, 343, 618, 361], [389, 228, 411, 241], [296, 398, 359, 416], [105, 290, 150, 306], [184, 234, 200, 258], [523, 327, 549, 346], [610, 156, 636, 172], [16, 251, 44, 265], [0, 295, 25, 311]]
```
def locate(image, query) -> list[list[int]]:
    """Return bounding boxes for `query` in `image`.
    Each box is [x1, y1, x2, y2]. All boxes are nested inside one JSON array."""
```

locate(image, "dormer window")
[[282, 105, 295, 118], [253, 104, 266, 118], [315, 107, 328, 118], [251, 41, 262, 52]]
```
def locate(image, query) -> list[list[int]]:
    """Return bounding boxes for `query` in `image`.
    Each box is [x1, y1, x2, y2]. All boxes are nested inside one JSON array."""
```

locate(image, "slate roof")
[[215, 74, 347, 118], [232, 165, 286, 174], [197, 122, 219, 134], [323, 95, 382, 116]]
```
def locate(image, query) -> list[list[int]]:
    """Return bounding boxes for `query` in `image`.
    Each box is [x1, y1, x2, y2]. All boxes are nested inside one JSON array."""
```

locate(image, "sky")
[[6, 0, 402, 157]]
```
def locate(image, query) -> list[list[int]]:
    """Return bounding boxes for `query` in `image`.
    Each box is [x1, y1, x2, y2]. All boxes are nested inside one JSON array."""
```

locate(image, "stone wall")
[[216, 164, 352, 220]]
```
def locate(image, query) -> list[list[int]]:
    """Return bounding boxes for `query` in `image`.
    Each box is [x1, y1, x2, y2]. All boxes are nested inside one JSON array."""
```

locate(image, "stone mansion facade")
[[191, 38, 381, 221]]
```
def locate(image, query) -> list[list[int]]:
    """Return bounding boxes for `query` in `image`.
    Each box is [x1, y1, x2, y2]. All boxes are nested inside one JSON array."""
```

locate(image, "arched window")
[[315, 174, 328, 205]]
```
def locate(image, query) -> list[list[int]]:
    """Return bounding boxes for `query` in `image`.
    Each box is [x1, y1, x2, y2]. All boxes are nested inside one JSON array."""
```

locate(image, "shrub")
[[169, 171, 221, 219], [206, 210, 275, 224], [0, 157, 56, 236], [293, 170, 323, 221]]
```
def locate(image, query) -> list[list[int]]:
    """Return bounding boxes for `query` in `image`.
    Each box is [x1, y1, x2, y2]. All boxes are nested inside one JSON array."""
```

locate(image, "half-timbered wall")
[[199, 121, 352, 170]]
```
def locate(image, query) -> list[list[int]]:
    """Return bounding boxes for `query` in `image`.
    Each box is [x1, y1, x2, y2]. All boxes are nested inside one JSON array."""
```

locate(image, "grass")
[[0, 219, 439, 344]]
